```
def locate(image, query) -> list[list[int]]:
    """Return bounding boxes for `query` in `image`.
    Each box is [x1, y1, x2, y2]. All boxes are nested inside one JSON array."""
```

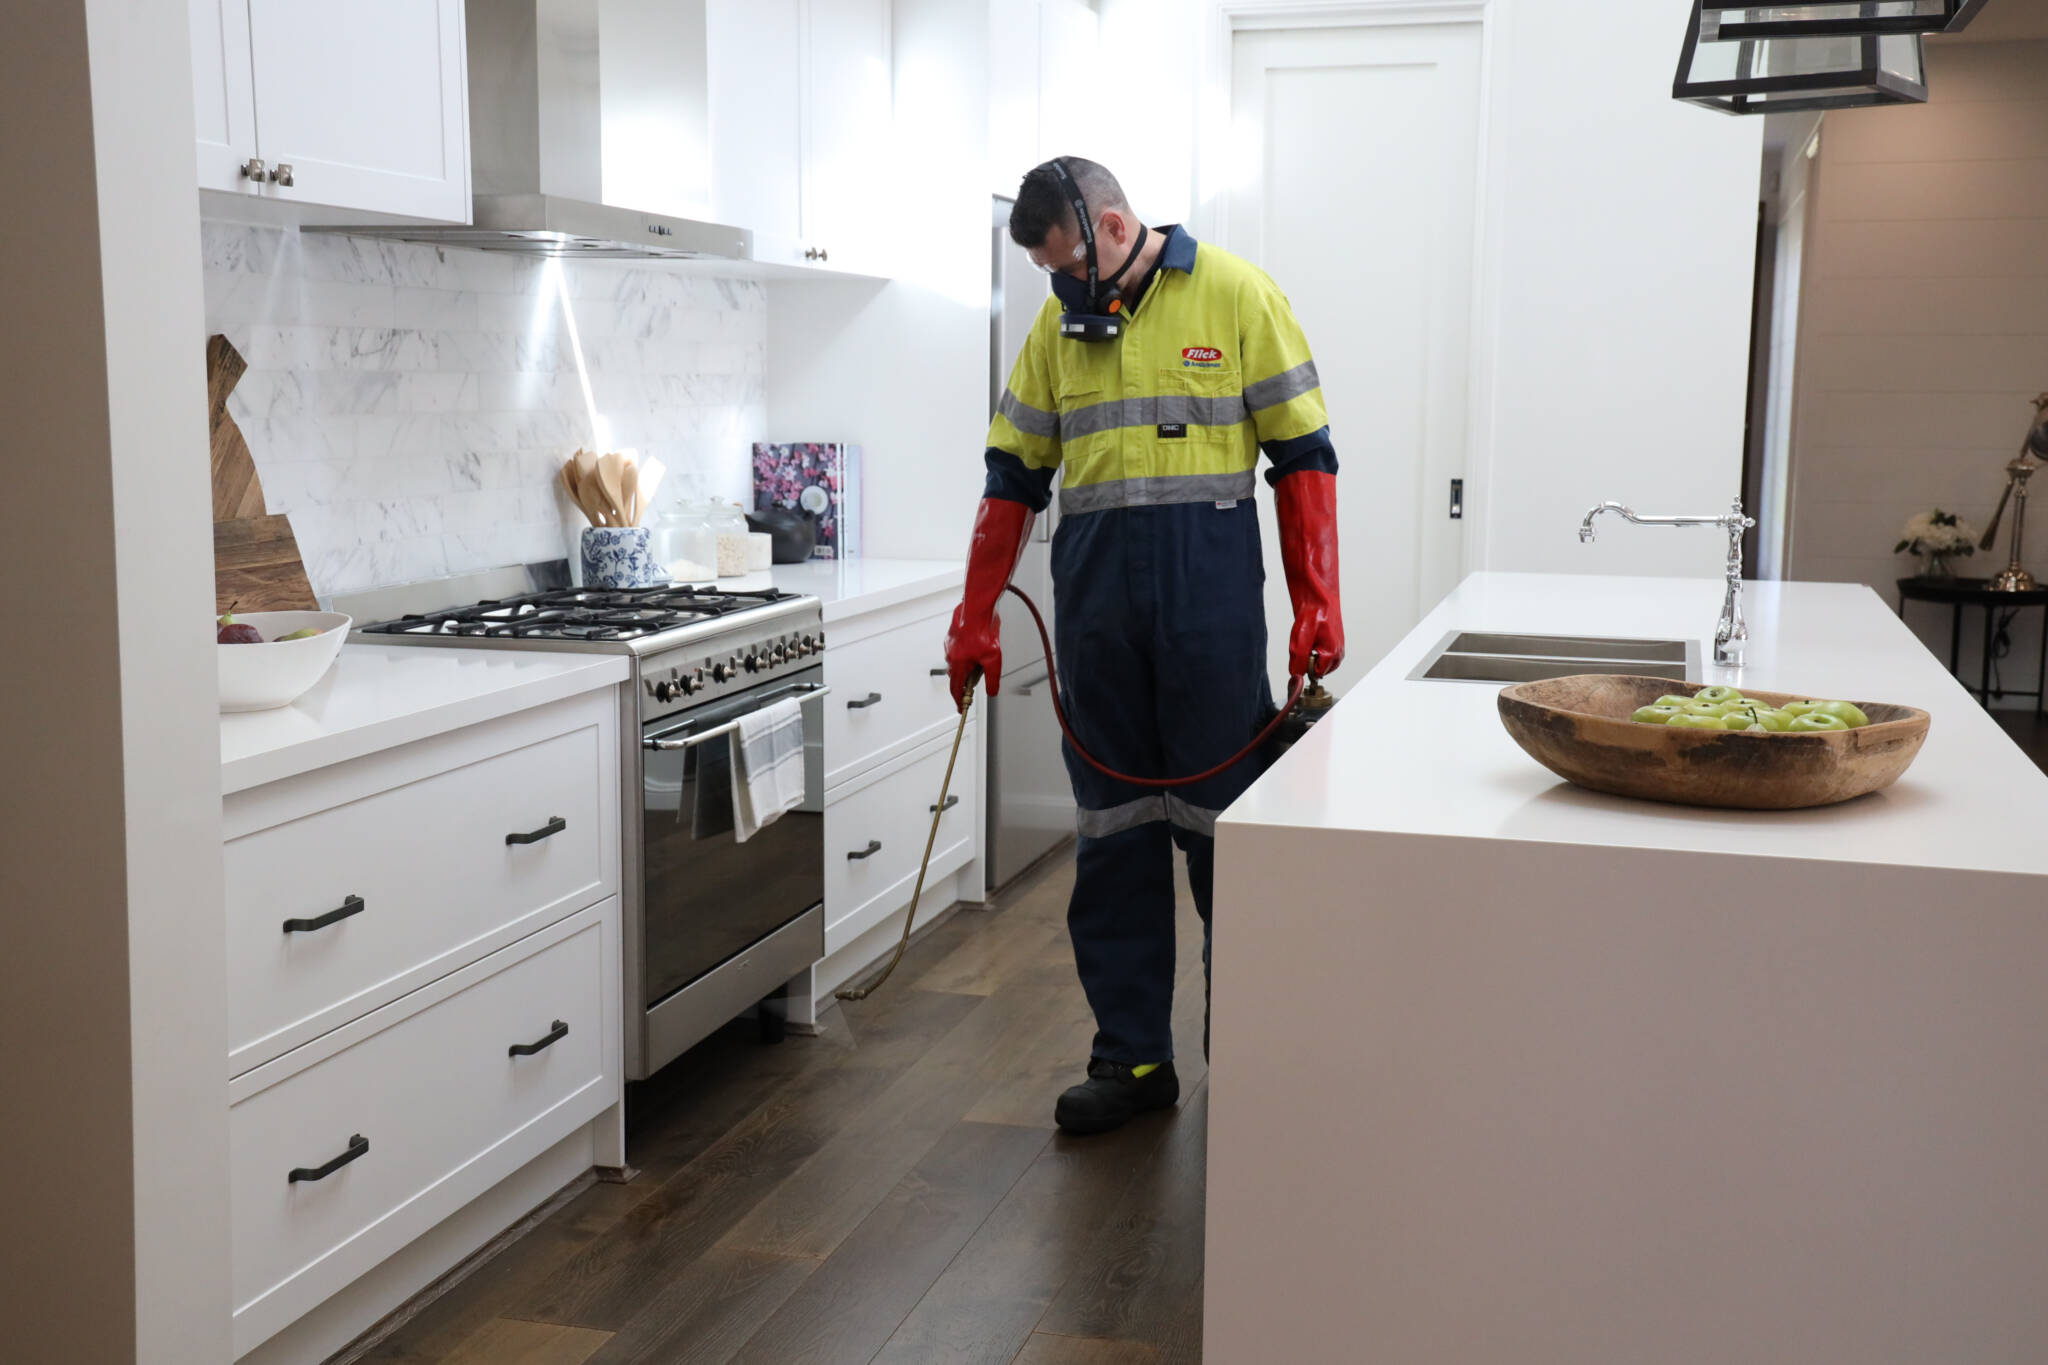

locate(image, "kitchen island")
[[1207, 573, 2048, 1364]]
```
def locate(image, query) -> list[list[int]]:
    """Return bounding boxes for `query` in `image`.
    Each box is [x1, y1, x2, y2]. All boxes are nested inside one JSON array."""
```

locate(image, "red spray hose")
[[998, 583, 1309, 790]]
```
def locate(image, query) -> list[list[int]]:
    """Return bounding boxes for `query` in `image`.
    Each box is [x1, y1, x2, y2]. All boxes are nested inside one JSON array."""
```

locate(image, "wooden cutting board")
[[207, 333, 317, 612], [214, 515, 317, 614], [208, 334, 267, 523]]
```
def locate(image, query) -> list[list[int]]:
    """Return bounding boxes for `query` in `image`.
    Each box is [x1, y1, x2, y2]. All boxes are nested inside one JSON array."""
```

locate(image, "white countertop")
[[1225, 571, 2048, 877], [219, 645, 628, 795], [763, 558, 964, 622]]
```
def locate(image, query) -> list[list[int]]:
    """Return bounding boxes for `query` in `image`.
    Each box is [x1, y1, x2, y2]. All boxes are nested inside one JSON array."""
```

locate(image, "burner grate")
[[356, 582, 798, 641]]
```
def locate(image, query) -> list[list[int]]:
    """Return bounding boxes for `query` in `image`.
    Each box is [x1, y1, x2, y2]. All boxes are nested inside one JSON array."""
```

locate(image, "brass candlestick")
[[1978, 393, 2048, 592]]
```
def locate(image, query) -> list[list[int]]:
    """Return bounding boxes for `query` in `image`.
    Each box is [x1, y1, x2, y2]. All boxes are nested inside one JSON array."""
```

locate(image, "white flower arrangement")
[[1895, 508, 1978, 560]]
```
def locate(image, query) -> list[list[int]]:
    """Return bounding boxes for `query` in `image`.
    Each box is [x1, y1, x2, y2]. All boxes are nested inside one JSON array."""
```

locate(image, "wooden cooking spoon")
[[621, 459, 642, 526], [596, 452, 630, 528]]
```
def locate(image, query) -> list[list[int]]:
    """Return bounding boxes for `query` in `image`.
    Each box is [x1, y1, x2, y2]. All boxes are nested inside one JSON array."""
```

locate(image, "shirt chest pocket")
[[1157, 366, 1246, 446]]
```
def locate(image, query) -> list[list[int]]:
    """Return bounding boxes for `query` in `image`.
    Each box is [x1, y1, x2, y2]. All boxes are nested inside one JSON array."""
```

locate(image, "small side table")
[[1895, 577, 2048, 714]]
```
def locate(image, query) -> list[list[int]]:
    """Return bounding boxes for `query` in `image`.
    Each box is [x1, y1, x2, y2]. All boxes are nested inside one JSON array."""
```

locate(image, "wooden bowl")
[[1496, 675, 1931, 811]]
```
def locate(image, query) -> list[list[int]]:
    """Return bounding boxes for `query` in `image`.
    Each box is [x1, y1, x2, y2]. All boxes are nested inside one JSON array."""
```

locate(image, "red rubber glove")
[[944, 497, 1036, 710], [1275, 471, 1344, 685]]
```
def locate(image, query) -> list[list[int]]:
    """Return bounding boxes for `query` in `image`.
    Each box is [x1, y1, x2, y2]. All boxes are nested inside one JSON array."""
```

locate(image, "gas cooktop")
[[357, 584, 801, 643], [337, 562, 822, 661]]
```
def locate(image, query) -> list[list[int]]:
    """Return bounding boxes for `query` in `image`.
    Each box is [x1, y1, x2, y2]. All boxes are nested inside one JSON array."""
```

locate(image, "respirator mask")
[[1040, 159, 1147, 343]]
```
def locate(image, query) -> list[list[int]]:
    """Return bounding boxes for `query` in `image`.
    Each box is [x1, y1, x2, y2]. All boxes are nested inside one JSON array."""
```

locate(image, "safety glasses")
[[1027, 216, 1105, 275]]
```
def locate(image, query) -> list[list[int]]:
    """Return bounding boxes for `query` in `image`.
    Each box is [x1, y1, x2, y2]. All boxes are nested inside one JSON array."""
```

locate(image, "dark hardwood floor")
[[1992, 709, 2048, 773], [358, 850, 1207, 1365]]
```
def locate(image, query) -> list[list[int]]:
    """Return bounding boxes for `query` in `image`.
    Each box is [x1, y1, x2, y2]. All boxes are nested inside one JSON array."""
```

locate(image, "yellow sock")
[[1131, 1062, 1162, 1078]]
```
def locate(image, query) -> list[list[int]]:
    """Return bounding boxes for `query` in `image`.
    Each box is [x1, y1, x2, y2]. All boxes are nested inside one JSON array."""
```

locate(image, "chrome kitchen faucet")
[[1579, 497, 1757, 668]]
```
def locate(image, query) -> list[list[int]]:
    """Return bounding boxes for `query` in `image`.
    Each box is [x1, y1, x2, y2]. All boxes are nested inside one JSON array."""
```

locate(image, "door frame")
[[1196, 0, 1507, 584]]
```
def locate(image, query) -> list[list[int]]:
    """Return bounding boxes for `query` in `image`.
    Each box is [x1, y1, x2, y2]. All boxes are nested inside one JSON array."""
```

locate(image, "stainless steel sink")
[[1407, 631, 1701, 685], [1441, 632, 1690, 664]]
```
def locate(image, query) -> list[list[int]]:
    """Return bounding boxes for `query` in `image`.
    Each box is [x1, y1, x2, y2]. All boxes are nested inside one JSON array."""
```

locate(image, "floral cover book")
[[751, 442, 862, 560]]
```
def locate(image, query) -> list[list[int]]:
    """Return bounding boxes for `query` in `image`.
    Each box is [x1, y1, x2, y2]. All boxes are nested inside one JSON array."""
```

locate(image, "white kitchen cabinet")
[[187, 0, 470, 221], [222, 684, 621, 1360], [987, 0, 1101, 195], [707, 0, 891, 275], [192, 0, 260, 194]]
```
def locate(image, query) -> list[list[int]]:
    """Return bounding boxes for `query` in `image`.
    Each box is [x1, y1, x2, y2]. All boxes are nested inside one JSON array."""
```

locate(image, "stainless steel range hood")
[[313, 0, 750, 262]]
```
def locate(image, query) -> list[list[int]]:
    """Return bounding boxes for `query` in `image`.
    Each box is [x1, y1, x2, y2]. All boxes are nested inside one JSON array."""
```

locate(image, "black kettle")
[[746, 506, 818, 564]]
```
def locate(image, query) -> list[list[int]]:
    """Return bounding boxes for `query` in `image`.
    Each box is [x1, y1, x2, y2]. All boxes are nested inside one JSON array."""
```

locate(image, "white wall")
[[1787, 39, 2048, 696], [1, 2, 229, 1360], [1480, 0, 1763, 578], [1086, 1, 1766, 582], [766, 0, 991, 559]]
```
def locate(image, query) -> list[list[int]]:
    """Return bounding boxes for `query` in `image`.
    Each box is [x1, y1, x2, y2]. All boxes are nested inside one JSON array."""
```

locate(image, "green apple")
[[1782, 700, 1824, 718], [1810, 699, 1870, 729], [1631, 704, 1685, 725], [1667, 713, 1727, 729], [1654, 694, 1696, 709], [1791, 712, 1849, 732], [1721, 711, 1763, 730], [1694, 685, 1744, 706], [275, 626, 323, 642], [1749, 708, 1795, 732]]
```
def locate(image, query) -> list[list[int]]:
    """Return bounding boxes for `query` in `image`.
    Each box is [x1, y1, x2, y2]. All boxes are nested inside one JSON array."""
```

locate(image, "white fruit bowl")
[[217, 611, 351, 712]]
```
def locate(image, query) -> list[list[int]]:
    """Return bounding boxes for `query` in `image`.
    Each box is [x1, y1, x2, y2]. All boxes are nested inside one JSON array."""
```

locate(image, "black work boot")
[[1054, 1058, 1180, 1135]]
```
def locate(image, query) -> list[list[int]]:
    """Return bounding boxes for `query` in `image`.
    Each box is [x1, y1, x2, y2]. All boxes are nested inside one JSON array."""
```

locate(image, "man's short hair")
[[1009, 158, 1130, 250]]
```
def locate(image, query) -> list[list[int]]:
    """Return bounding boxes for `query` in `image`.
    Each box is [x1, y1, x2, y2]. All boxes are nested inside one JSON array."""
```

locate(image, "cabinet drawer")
[[823, 610, 956, 786], [824, 731, 978, 953], [230, 910, 610, 1356], [225, 722, 608, 1073]]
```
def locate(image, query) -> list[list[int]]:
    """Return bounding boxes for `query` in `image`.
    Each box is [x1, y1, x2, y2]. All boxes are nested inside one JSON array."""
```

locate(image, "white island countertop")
[[1227, 571, 2048, 877], [219, 645, 628, 795], [1208, 571, 2048, 1365]]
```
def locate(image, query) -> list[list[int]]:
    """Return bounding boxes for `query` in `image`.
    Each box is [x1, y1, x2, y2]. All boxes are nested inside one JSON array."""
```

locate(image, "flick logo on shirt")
[[1181, 346, 1223, 369]]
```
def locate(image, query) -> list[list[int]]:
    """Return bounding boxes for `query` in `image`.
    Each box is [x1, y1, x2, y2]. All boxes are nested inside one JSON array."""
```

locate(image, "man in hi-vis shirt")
[[946, 158, 1344, 1135]]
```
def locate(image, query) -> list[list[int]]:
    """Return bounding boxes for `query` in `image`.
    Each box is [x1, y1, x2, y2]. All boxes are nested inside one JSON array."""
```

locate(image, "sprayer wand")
[[834, 584, 1323, 1002]]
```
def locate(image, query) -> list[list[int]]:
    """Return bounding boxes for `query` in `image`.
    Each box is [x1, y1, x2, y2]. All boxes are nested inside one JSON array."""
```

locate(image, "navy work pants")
[[1051, 499, 1276, 1065]]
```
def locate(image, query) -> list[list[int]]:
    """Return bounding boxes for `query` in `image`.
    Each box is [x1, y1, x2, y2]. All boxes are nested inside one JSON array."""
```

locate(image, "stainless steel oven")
[[631, 668, 828, 1078]]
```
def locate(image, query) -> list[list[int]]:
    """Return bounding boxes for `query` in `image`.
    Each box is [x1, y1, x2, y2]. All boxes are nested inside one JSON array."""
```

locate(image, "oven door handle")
[[642, 684, 832, 752]]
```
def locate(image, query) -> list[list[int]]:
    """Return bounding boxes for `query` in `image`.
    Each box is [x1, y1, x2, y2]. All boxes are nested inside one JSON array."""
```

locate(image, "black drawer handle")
[[289, 1133, 368, 1184], [506, 816, 566, 846], [282, 895, 365, 935], [848, 840, 883, 861], [509, 1019, 569, 1057], [930, 795, 960, 814], [929, 667, 948, 677], [847, 693, 883, 710]]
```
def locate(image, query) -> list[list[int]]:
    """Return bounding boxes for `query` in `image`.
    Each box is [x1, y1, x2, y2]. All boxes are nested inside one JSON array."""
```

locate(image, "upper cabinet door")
[[244, 0, 470, 222], [191, 0, 260, 194], [801, 0, 891, 270], [707, 0, 803, 244]]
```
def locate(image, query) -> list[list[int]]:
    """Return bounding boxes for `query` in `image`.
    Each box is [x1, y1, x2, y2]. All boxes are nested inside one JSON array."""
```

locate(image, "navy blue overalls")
[[983, 226, 1337, 1064]]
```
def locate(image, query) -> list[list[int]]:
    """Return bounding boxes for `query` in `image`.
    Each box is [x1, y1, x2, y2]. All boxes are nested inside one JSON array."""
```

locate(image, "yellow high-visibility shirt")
[[985, 226, 1332, 515]]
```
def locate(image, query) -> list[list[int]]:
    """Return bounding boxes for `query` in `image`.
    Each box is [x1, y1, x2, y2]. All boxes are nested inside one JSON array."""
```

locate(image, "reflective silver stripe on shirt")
[[1164, 794, 1223, 837], [1060, 392, 1249, 441], [997, 388, 1059, 439], [1060, 470, 1258, 517], [1075, 796, 1167, 838], [1243, 360, 1321, 413]]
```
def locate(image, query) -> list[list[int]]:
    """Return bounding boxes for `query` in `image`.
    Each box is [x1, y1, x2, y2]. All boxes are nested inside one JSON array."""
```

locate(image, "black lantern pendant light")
[[1702, 1, 1990, 41], [1675, 4, 1930, 114]]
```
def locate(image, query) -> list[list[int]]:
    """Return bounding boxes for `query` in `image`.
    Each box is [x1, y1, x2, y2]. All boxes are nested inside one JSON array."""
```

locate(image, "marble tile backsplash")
[[203, 221, 766, 597]]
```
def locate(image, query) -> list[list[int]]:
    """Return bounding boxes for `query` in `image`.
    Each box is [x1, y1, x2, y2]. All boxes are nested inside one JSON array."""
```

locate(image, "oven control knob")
[[772, 647, 788, 664], [654, 680, 674, 702], [679, 674, 697, 695], [743, 653, 761, 673], [712, 661, 735, 683]]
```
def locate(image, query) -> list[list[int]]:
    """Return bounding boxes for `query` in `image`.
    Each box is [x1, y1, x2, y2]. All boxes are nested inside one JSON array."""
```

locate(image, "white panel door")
[[709, 0, 803, 243], [245, 0, 469, 221], [988, 0, 1041, 193], [190, 0, 259, 194], [1228, 22, 1482, 688], [802, 0, 891, 268]]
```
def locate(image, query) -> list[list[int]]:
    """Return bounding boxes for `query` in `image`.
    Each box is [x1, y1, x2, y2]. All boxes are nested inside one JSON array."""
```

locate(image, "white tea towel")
[[731, 697, 806, 842]]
